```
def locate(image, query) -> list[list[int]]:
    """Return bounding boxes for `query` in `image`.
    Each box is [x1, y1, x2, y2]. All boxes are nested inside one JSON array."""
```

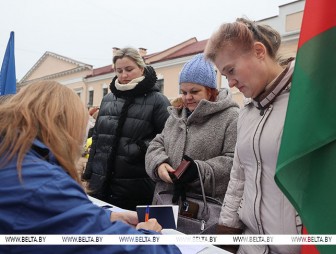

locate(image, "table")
[[88, 196, 231, 254]]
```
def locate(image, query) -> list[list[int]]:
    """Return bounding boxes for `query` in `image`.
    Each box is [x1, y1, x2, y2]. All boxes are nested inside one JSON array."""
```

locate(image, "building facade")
[[18, 0, 305, 108]]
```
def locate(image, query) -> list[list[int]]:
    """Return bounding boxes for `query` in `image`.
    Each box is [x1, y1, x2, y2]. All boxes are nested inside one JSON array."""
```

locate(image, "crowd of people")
[[0, 17, 305, 254]]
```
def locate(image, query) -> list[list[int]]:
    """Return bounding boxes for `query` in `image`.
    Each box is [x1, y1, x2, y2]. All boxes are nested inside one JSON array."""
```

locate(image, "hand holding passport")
[[169, 156, 201, 219], [169, 159, 191, 182], [169, 155, 199, 184]]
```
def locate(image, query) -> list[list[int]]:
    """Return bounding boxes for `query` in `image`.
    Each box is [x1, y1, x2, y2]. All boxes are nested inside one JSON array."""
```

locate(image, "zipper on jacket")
[[252, 108, 268, 234]]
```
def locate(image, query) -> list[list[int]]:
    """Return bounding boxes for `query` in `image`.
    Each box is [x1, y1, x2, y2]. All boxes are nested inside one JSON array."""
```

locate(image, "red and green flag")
[[275, 0, 336, 253]]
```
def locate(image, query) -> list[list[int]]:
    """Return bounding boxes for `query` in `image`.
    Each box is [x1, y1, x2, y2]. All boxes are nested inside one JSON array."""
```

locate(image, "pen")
[[145, 205, 150, 222]]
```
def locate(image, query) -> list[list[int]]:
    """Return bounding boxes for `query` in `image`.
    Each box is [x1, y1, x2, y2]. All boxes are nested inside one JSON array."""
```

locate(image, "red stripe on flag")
[[298, 0, 336, 48], [301, 226, 320, 254]]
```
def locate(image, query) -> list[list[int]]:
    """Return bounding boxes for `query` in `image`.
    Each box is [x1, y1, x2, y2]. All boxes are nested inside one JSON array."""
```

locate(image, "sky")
[[0, 0, 295, 80]]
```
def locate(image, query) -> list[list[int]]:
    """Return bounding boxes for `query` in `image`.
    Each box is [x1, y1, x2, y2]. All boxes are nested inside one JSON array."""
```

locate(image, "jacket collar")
[[253, 59, 295, 115]]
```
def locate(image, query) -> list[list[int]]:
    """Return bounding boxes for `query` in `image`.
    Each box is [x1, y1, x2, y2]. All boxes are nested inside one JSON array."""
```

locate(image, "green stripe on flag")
[[276, 27, 336, 253]]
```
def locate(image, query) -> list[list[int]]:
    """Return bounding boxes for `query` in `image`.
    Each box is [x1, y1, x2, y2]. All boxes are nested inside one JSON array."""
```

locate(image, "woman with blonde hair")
[[83, 47, 170, 210], [0, 81, 180, 254]]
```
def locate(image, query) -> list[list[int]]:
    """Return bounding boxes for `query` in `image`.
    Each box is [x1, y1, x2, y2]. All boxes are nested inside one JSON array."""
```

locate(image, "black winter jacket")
[[83, 67, 170, 210]]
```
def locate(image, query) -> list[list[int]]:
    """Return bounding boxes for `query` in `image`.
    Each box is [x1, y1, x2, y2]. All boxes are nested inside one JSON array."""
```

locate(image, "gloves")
[[171, 155, 199, 203], [216, 225, 243, 253], [178, 155, 198, 183], [172, 182, 186, 203]]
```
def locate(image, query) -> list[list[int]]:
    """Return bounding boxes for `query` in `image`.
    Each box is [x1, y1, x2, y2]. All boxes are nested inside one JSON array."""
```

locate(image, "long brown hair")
[[0, 81, 88, 183]]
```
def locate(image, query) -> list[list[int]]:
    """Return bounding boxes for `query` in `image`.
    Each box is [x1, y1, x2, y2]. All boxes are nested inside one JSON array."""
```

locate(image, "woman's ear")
[[253, 42, 266, 59]]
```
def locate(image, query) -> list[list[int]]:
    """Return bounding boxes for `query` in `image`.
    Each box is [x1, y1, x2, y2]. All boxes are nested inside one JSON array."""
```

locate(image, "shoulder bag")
[[154, 162, 223, 234]]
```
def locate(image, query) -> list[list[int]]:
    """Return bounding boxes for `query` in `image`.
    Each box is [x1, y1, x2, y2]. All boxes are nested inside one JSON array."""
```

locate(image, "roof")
[[87, 37, 208, 78], [86, 65, 114, 78], [150, 39, 208, 63], [19, 51, 92, 84]]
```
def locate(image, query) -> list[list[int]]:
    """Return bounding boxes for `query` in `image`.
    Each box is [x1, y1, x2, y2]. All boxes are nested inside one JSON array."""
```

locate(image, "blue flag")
[[0, 31, 16, 95]]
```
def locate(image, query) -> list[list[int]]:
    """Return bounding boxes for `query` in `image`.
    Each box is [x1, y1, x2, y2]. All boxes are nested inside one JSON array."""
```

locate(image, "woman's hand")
[[136, 218, 162, 233], [111, 212, 162, 233], [110, 211, 139, 227], [157, 163, 175, 183]]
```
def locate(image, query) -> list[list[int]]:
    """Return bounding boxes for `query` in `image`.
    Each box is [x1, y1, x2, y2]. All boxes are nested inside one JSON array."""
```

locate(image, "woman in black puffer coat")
[[83, 47, 170, 211]]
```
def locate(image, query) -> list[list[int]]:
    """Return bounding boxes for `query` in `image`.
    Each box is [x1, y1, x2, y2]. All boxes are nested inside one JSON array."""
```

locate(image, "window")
[[88, 90, 94, 107], [102, 83, 109, 97], [74, 88, 83, 99], [156, 79, 164, 93]]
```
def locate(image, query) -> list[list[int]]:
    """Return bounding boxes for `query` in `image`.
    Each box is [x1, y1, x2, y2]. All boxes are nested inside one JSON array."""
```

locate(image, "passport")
[[136, 205, 178, 229], [169, 159, 191, 182]]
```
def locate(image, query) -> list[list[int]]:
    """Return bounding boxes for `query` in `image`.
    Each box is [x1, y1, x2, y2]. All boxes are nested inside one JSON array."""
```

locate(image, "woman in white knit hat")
[[145, 53, 239, 234]]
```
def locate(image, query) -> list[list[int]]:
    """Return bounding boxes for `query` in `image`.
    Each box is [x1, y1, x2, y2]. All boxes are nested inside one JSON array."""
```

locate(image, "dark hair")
[[205, 17, 281, 62]]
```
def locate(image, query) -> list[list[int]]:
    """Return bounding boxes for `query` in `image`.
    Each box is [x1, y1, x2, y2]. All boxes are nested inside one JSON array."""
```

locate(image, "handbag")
[[154, 162, 223, 234]]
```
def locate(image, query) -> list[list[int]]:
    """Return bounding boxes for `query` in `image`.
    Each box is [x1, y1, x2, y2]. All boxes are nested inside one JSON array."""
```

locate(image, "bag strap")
[[157, 163, 213, 220], [195, 162, 210, 220]]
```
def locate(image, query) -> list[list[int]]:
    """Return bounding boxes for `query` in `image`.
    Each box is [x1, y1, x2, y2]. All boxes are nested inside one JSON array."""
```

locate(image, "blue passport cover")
[[136, 205, 178, 229]]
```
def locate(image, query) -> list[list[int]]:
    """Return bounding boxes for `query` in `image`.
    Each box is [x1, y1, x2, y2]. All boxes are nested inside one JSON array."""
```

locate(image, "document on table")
[[137, 205, 179, 229], [88, 195, 125, 212], [89, 196, 227, 253], [162, 229, 208, 254]]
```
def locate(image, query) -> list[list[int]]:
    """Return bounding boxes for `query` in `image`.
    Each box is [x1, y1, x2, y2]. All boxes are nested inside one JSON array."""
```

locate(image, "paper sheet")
[[88, 195, 125, 212], [162, 229, 208, 254]]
